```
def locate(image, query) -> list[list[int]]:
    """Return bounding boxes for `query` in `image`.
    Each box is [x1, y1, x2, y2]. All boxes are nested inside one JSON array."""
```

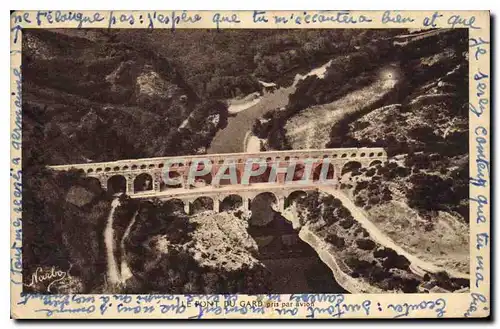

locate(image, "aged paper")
[[10, 10, 490, 319]]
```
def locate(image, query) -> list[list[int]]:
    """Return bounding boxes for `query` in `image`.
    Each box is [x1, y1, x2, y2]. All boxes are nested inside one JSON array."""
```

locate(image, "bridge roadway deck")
[[128, 182, 321, 200]]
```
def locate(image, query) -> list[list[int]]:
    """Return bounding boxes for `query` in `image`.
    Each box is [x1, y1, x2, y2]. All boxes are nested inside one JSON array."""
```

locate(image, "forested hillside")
[[23, 29, 403, 165]]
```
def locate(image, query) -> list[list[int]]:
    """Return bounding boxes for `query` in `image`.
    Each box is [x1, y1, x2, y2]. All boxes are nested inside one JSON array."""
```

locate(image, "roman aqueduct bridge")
[[49, 147, 387, 211]]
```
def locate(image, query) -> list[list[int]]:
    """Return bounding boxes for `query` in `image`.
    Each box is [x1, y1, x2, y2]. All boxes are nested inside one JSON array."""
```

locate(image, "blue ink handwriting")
[[381, 11, 415, 24], [36, 11, 105, 28], [447, 14, 480, 29], [387, 299, 446, 318], [212, 13, 241, 30], [423, 12, 442, 28], [464, 293, 488, 317], [469, 37, 489, 60]]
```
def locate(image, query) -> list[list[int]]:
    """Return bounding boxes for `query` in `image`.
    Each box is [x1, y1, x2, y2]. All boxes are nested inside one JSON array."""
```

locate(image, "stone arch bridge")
[[135, 184, 319, 215], [49, 147, 387, 196]]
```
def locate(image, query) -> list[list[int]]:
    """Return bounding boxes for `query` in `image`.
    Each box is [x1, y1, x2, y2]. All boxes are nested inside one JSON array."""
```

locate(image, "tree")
[[356, 238, 376, 250], [406, 173, 454, 212]]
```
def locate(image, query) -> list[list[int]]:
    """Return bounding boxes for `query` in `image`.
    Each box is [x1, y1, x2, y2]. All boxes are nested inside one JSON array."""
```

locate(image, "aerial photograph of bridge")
[[22, 27, 470, 295]]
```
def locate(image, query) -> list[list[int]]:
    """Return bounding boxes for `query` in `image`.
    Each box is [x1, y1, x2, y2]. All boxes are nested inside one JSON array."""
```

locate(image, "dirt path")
[[120, 209, 138, 282], [318, 186, 470, 280], [104, 198, 121, 286]]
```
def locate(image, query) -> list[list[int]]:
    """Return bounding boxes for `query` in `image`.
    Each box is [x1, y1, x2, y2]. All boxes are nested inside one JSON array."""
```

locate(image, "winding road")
[[319, 186, 470, 280], [104, 198, 122, 286]]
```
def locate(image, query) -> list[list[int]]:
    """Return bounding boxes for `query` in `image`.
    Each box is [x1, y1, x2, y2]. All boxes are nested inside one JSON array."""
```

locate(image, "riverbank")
[[299, 226, 383, 294], [243, 131, 263, 153], [227, 92, 263, 114]]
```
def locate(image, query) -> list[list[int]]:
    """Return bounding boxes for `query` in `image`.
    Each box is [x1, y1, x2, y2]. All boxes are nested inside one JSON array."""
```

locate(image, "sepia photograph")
[[21, 27, 471, 297]]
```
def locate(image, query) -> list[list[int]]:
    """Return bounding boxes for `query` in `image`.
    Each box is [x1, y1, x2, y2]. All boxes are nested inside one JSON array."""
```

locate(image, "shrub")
[[382, 254, 411, 270], [368, 196, 380, 205], [336, 206, 351, 218], [356, 238, 376, 250], [374, 247, 398, 259], [345, 258, 372, 275], [326, 233, 345, 249], [354, 180, 369, 195], [366, 168, 376, 177], [339, 217, 355, 229], [354, 196, 365, 207]]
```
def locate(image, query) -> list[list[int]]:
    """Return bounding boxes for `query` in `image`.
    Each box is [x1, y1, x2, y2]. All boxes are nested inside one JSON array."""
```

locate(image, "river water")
[[248, 212, 347, 293], [208, 85, 296, 154]]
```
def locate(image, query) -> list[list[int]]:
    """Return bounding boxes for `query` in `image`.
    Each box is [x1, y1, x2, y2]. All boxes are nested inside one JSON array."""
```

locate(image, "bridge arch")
[[250, 192, 280, 226], [252, 191, 278, 204], [285, 190, 307, 209], [369, 160, 383, 167], [84, 177, 104, 192], [134, 173, 153, 192], [191, 196, 214, 214], [220, 194, 243, 212], [341, 161, 362, 176], [164, 198, 186, 214], [107, 175, 126, 195]]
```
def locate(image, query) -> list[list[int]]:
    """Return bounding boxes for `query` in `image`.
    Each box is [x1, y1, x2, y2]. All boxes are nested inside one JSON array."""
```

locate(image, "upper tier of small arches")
[[50, 148, 387, 175]]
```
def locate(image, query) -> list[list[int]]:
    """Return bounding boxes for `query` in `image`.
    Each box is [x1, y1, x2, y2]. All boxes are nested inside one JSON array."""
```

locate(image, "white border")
[[3, 1, 497, 327]]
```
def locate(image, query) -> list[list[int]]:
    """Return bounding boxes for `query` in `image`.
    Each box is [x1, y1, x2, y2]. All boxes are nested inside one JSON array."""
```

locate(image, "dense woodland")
[[23, 29, 400, 166]]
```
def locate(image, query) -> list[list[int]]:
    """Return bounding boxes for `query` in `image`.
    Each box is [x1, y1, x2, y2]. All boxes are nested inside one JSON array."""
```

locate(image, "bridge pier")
[[153, 172, 162, 192], [213, 199, 220, 212], [98, 176, 107, 190], [242, 197, 249, 211], [277, 196, 285, 213], [184, 201, 190, 215], [334, 164, 342, 180], [211, 165, 220, 188], [183, 172, 191, 189], [126, 175, 134, 194]]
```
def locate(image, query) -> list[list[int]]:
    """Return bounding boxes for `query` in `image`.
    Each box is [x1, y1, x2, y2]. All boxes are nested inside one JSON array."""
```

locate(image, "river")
[[248, 212, 347, 294], [208, 85, 296, 154], [207, 59, 337, 154]]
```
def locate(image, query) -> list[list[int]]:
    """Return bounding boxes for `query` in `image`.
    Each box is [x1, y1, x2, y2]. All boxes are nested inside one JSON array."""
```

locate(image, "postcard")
[[10, 10, 490, 319]]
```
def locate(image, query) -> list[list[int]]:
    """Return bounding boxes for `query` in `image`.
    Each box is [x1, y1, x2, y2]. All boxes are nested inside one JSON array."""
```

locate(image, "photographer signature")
[[25, 264, 73, 293]]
